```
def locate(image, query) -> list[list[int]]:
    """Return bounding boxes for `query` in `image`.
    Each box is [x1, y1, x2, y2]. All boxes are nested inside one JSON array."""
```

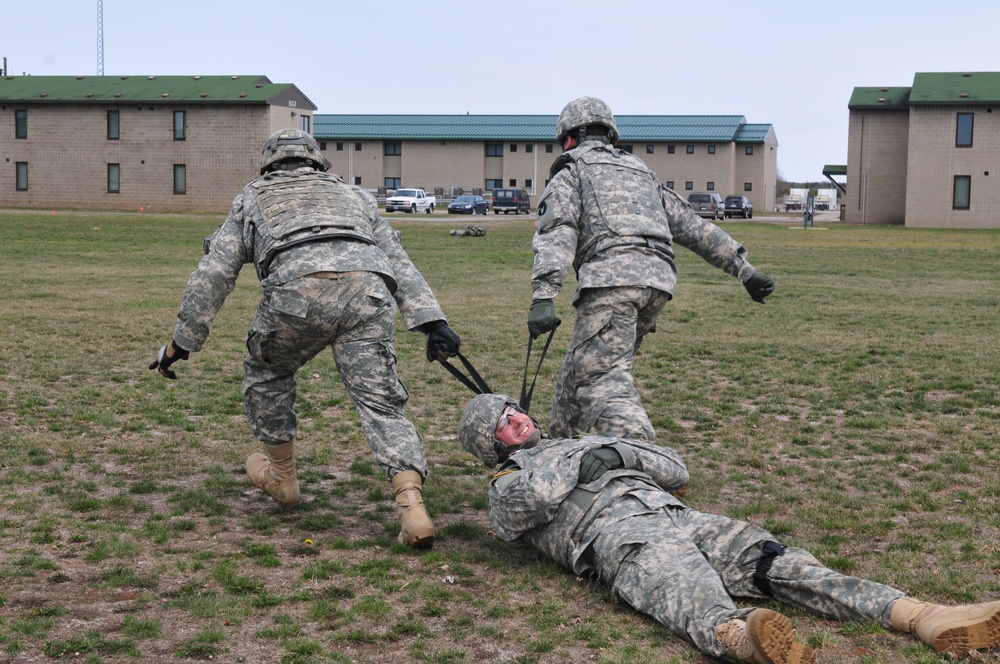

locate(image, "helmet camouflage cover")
[[259, 128, 330, 175], [459, 393, 518, 468], [555, 96, 620, 144]]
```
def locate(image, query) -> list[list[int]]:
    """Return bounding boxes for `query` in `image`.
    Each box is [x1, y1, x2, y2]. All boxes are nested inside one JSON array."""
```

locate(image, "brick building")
[[1, 75, 315, 213], [314, 114, 778, 214], [846, 72, 1000, 228]]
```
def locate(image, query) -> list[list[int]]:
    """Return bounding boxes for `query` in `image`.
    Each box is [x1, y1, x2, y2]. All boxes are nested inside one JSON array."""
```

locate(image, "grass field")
[[0, 210, 999, 663]]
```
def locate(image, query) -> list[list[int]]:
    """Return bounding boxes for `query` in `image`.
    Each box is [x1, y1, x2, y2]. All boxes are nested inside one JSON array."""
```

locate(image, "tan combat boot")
[[246, 441, 299, 508], [716, 609, 815, 664], [391, 470, 435, 548], [890, 596, 1000, 653]]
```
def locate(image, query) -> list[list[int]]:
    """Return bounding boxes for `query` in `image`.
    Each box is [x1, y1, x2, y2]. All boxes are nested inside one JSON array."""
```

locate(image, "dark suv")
[[724, 195, 753, 219], [492, 188, 530, 215]]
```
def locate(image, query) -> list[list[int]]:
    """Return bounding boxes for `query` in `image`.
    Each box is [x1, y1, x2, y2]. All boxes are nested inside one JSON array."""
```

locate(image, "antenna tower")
[[97, 0, 104, 76]]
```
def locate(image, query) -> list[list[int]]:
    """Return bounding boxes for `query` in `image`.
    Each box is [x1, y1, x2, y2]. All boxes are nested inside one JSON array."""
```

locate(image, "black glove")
[[743, 271, 775, 304], [528, 299, 560, 339], [148, 340, 190, 380], [422, 321, 461, 362], [578, 447, 625, 484]]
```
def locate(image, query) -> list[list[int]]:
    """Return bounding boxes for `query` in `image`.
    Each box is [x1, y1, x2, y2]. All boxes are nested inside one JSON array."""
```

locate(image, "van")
[[492, 188, 530, 215], [687, 192, 724, 220]]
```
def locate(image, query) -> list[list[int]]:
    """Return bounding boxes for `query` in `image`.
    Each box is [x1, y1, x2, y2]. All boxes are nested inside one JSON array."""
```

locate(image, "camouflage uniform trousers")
[[589, 496, 903, 657], [550, 286, 672, 444], [242, 271, 427, 480]]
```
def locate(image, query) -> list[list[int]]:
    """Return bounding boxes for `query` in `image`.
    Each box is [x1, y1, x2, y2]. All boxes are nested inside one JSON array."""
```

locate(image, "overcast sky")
[[9, 0, 1000, 183]]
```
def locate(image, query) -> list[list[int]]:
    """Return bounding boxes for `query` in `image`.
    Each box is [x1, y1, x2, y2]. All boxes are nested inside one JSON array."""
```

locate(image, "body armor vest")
[[244, 170, 376, 279], [569, 145, 674, 268]]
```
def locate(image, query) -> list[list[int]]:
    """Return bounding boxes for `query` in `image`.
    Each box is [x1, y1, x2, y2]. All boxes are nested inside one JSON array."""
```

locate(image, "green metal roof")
[[823, 164, 847, 175], [0, 75, 315, 107], [848, 86, 912, 109], [314, 114, 770, 143], [910, 72, 1000, 105]]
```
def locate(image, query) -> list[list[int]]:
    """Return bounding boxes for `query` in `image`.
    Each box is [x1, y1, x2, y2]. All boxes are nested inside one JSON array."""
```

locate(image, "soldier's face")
[[494, 405, 540, 451]]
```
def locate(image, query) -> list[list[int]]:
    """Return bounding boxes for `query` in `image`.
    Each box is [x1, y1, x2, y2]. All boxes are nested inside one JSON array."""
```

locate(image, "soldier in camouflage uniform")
[[458, 393, 1000, 662], [150, 128, 460, 548], [528, 97, 776, 444]]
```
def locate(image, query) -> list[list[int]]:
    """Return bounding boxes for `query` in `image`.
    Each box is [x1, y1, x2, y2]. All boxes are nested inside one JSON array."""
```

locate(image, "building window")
[[355, 142, 362, 151], [510, 144, 518, 152], [684, 181, 693, 190], [336, 142, 343, 151], [545, 144, 553, 154], [509, 179, 516, 187], [15, 162, 28, 190], [173, 164, 186, 194], [667, 145, 675, 154], [708, 145, 716, 154], [300, 115, 310, 133], [384, 142, 402, 156], [486, 143, 503, 157], [646, 145, 654, 154], [385, 177, 401, 189], [744, 182, 753, 192], [953, 175, 971, 209], [525, 178, 533, 188], [107, 111, 120, 140], [620, 145, 633, 153], [173, 111, 186, 140], [526, 144, 533, 153], [319, 141, 327, 150], [666, 181, 674, 189], [707, 182, 715, 191], [745, 146, 754, 155], [108, 163, 120, 193], [15, 110, 27, 139], [486, 179, 503, 190], [686, 145, 694, 154], [354, 176, 362, 186], [956, 113, 974, 147]]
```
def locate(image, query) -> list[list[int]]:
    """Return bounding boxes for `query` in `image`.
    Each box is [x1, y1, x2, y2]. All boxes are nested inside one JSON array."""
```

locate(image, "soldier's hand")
[[528, 299, 560, 339], [743, 271, 775, 304], [423, 321, 461, 362], [148, 340, 190, 380], [578, 447, 624, 484]]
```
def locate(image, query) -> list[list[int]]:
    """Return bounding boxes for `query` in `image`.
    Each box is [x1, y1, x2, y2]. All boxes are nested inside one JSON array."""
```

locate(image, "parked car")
[[448, 195, 489, 215], [492, 188, 530, 215], [688, 192, 724, 220], [724, 195, 753, 219]]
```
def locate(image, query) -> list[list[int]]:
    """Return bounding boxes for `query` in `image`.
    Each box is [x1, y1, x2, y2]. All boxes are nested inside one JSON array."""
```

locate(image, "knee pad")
[[752, 541, 786, 597]]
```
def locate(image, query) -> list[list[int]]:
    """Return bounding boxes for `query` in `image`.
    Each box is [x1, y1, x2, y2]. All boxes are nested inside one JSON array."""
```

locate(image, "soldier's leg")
[[243, 281, 335, 506], [332, 273, 433, 547], [549, 287, 656, 443], [591, 506, 748, 658], [680, 507, 903, 625]]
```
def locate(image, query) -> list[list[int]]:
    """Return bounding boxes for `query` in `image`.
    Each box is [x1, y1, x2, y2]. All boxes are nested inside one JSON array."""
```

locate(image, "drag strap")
[[439, 351, 493, 395], [520, 324, 559, 413]]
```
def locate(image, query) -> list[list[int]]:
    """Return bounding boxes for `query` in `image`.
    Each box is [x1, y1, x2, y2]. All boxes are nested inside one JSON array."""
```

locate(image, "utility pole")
[[97, 0, 104, 76]]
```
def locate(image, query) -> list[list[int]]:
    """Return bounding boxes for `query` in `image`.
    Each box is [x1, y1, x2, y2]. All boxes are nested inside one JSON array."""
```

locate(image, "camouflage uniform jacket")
[[487, 435, 689, 577], [532, 140, 756, 304], [173, 168, 445, 351]]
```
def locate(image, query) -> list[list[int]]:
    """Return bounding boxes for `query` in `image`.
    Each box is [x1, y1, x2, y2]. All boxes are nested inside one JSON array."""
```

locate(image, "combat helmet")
[[259, 128, 330, 175], [555, 96, 620, 145], [459, 393, 518, 468]]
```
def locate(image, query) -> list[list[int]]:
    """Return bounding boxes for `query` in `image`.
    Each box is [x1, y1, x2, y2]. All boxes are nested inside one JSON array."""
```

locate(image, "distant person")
[[458, 393, 1000, 663], [528, 97, 775, 444], [150, 128, 461, 548]]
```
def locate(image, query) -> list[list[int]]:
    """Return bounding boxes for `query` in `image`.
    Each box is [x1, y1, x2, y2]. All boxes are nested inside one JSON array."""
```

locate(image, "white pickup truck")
[[384, 188, 436, 214]]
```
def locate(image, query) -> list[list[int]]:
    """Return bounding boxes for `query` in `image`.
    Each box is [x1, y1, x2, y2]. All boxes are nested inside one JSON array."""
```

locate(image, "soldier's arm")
[[615, 439, 690, 495], [660, 186, 756, 281], [531, 171, 582, 301], [362, 189, 447, 330], [487, 453, 581, 542], [173, 199, 250, 352]]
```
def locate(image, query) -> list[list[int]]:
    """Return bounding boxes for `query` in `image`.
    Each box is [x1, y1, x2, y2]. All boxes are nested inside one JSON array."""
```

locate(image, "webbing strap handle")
[[519, 321, 560, 413], [439, 351, 493, 396]]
